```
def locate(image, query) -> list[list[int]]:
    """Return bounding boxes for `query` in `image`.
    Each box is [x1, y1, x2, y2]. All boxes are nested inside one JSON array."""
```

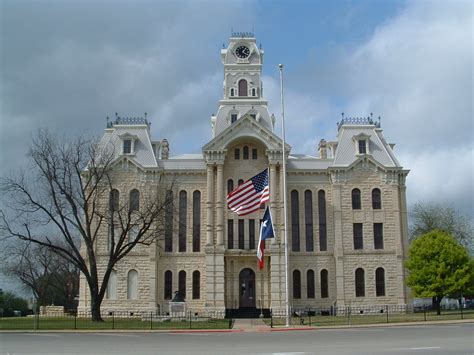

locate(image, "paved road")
[[1, 323, 473, 355]]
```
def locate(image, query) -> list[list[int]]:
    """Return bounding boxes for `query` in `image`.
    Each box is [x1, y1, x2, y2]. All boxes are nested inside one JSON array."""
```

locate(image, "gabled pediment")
[[202, 114, 290, 152]]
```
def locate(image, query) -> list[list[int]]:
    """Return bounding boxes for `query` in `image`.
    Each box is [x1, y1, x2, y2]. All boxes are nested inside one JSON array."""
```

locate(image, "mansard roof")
[[99, 119, 158, 168], [332, 120, 401, 169]]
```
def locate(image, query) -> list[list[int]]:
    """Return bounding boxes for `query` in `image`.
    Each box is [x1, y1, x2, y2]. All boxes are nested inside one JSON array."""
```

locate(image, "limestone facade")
[[78, 33, 410, 316]]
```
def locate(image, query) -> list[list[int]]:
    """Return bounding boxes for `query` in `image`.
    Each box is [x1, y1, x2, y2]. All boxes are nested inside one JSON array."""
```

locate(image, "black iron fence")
[[267, 304, 473, 327], [0, 310, 231, 331]]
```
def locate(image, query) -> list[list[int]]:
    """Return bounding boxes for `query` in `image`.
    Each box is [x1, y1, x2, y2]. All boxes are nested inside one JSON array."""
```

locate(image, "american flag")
[[227, 169, 270, 216]]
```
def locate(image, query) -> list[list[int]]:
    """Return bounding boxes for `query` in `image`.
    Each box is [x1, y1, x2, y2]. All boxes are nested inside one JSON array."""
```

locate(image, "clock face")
[[235, 45, 250, 59]]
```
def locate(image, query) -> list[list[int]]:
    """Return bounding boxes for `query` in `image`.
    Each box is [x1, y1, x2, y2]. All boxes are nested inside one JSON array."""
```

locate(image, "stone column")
[[206, 164, 214, 245], [216, 163, 224, 246]]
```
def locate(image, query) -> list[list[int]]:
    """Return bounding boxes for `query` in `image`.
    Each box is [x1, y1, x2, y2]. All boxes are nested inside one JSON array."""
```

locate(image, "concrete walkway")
[[232, 318, 270, 331]]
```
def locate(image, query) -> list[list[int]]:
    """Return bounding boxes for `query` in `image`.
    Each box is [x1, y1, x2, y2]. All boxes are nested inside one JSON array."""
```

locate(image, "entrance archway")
[[239, 268, 256, 308]]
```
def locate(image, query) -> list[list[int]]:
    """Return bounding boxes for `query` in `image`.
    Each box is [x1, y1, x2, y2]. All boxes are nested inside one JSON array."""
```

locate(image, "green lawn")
[[0, 316, 231, 331], [268, 309, 474, 327]]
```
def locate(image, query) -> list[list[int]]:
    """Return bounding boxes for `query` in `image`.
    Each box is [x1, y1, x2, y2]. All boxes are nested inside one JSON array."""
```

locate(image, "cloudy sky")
[[0, 0, 472, 223]]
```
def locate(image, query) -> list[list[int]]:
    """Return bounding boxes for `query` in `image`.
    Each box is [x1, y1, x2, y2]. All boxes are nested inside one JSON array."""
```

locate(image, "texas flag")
[[257, 207, 275, 270]]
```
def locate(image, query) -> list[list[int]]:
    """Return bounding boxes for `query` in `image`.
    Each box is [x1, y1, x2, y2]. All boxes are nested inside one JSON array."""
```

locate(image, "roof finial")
[[144, 112, 147, 118], [341, 112, 345, 118]]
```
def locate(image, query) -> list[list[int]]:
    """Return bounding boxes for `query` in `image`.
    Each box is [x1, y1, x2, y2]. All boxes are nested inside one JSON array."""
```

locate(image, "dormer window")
[[250, 114, 256, 119], [231, 114, 237, 123], [252, 88, 256, 96], [119, 133, 138, 155], [123, 139, 132, 154], [230, 88, 234, 97], [353, 133, 370, 155]]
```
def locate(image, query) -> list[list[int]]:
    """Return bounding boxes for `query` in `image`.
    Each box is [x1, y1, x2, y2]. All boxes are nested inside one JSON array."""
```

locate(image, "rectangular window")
[[249, 219, 255, 250], [123, 139, 132, 154], [353, 223, 363, 250], [318, 191, 327, 251], [291, 191, 300, 252], [304, 190, 314, 252], [252, 148, 258, 160], [358, 140, 366, 154], [164, 191, 173, 252], [234, 148, 240, 160], [238, 219, 245, 249], [374, 223, 384, 249], [227, 219, 234, 249], [192, 191, 201, 252], [231, 114, 237, 123]]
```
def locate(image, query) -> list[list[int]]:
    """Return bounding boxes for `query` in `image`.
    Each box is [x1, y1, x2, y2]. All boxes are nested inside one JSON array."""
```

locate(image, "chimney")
[[318, 139, 327, 159], [161, 139, 169, 160]]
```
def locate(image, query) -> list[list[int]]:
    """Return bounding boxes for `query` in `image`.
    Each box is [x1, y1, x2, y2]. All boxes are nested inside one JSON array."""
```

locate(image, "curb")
[[0, 319, 472, 334]]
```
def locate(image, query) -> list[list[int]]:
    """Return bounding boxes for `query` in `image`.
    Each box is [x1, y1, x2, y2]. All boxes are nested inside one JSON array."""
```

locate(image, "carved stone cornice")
[[203, 149, 227, 165]]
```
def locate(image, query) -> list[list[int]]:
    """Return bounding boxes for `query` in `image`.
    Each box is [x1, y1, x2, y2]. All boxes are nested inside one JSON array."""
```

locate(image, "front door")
[[239, 268, 256, 308]]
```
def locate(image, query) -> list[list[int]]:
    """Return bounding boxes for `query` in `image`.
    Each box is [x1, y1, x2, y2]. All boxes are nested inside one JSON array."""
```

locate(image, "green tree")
[[406, 230, 474, 315], [409, 202, 473, 253], [0, 290, 29, 317]]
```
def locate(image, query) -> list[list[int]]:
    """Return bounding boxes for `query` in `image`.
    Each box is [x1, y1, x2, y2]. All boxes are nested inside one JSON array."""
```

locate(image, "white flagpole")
[[278, 64, 290, 327]]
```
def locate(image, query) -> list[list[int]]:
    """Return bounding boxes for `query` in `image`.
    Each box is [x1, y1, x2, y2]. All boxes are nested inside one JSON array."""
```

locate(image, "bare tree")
[[409, 202, 473, 253], [0, 130, 173, 321], [2, 240, 79, 310]]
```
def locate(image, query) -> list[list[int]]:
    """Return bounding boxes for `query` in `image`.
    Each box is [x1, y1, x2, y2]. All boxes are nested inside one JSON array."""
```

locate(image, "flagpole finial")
[[278, 63, 283, 69]]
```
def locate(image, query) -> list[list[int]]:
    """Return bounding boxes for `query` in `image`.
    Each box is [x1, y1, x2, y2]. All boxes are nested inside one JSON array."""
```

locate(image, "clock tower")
[[211, 32, 275, 136]]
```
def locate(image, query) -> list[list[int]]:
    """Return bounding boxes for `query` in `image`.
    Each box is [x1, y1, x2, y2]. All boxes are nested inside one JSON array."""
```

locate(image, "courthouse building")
[[78, 33, 410, 317]]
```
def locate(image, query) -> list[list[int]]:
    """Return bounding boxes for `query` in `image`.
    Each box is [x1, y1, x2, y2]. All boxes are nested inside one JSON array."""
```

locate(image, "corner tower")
[[211, 32, 275, 136]]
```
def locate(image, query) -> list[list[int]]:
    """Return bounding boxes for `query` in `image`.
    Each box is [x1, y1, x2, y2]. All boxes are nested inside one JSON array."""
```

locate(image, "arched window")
[[307, 270, 315, 298], [318, 190, 327, 251], [304, 190, 314, 252], [230, 88, 234, 97], [193, 191, 201, 252], [227, 179, 234, 195], [291, 190, 300, 251], [355, 268, 365, 297], [178, 270, 186, 299], [252, 88, 256, 96], [192, 270, 200, 299], [238, 179, 244, 186], [320, 269, 328, 298], [178, 190, 187, 252], [243, 146, 249, 159], [376, 268, 385, 296], [106, 270, 117, 300], [164, 270, 172, 300], [372, 188, 382, 209], [234, 148, 240, 160], [352, 188, 361, 209], [127, 269, 138, 300], [164, 191, 173, 252], [293, 270, 301, 299], [238, 79, 248, 96], [129, 189, 139, 211], [110, 189, 119, 212]]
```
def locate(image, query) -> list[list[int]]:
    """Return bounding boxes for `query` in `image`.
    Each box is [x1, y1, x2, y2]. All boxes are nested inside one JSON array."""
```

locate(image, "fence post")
[[460, 303, 463, 320], [112, 311, 115, 330], [189, 311, 192, 329], [308, 308, 311, 327], [270, 311, 273, 328], [74, 313, 77, 330], [423, 305, 427, 322], [150, 312, 153, 330], [386, 305, 389, 323]]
